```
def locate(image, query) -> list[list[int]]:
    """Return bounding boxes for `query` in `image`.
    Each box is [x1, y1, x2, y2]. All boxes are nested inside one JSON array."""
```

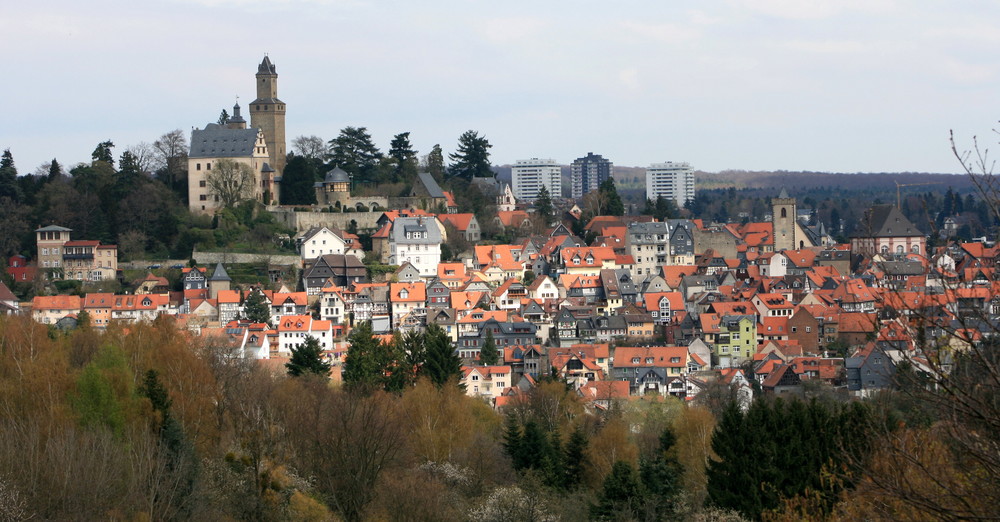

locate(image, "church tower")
[[771, 188, 797, 252], [249, 55, 286, 177]]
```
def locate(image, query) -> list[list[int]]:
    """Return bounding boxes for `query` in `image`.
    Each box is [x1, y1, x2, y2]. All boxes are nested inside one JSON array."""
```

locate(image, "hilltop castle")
[[188, 56, 287, 214]]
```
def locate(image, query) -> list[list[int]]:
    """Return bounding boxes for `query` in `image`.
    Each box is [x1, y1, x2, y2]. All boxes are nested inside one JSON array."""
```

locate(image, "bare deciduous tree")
[[125, 142, 157, 174], [291, 135, 326, 160], [153, 129, 188, 187], [281, 382, 405, 522], [206, 159, 256, 209]]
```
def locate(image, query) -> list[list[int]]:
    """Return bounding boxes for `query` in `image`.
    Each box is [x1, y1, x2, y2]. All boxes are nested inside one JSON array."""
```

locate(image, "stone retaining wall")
[[192, 250, 300, 266]]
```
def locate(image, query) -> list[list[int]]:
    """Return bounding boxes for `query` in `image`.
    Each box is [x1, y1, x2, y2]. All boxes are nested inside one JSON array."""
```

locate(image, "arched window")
[[780, 208, 787, 218], [911, 245, 920, 254], [896, 245, 904, 254], [881, 245, 889, 254]]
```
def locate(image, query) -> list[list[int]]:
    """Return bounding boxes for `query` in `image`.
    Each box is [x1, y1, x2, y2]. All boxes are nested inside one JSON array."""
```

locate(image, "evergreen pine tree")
[[563, 426, 588, 490], [280, 155, 319, 205], [48, 158, 63, 181], [425, 144, 445, 183], [448, 130, 493, 180], [242, 288, 272, 326], [592, 461, 643, 520], [91, 140, 115, 167], [535, 186, 554, 223], [519, 420, 551, 471], [0, 149, 20, 202], [343, 321, 389, 389], [286, 335, 332, 378], [640, 426, 683, 517], [599, 178, 625, 216], [388, 132, 418, 183], [421, 323, 463, 387], [327, 126, 382, 184], [545, 424, 564, 488], [503, 414, 525, 470], [382, 333, 413, 393], [479, 328, 499, 366], [139, 369, 172, 427]]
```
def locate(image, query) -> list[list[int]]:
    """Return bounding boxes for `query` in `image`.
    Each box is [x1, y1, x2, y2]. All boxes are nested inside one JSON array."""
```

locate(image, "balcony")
[[63, 253, 94, 260]]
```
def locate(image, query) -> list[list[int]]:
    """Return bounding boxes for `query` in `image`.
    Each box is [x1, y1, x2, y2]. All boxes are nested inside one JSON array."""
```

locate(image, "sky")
[[3, 0, 999, 175]]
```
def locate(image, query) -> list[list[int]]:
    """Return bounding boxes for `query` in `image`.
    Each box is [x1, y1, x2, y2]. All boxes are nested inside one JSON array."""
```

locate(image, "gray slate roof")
[[325, 167, 350, 183], [391, 217, 443, 244], [859, 205, 923, 238], [416, 172, 445, 198], [258, 56, 276, 74], [209, 263, 232, 282], [189, 124, 261, 159]]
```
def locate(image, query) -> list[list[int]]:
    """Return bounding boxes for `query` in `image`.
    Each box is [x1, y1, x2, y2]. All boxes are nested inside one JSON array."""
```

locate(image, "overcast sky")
[[3, 0, 999, 175]]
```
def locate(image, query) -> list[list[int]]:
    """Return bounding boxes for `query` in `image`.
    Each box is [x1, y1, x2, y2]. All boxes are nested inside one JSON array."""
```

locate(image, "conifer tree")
[[343, 321, 388, 389], [592, 461, 643, 520], [91, 140, 115, 167], [599, 178, 625, 216], [421, 323, 463, 387], [503, 414, 525, 470], [0, 149, 20, 202], [448, 130, 493, 180], [327, 126, 382, 184], [640, 426, 683, 516], [48, 158, 63, 181], [424, 144, 445, 183], [280, 155, 318, 205], [387, 132, 418, 183], [286, 336, 331, 378], [479, 328, 499, 366], [534, 186, 554, 222], [242, 288, 271, 326], [382, 333, 413, 394], [563, 427, 589, 490], [518, 420, 551, 471]]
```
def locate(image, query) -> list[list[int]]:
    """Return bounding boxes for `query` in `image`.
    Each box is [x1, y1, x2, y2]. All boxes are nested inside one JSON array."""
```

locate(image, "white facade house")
[[274, 315, 334, 355], [298, 226, 347, 262], [388, 217, 442, 278], [511, 158, 561, 201], [645, 162, 695, 208]]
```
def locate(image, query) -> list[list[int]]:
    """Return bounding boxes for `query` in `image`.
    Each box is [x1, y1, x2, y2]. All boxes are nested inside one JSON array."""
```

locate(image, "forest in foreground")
[[0, 315, 996, 521]]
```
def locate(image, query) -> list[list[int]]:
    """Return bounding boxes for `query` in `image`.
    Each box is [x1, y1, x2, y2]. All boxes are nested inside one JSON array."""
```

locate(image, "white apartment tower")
[[570, 152, 613, 199], [646, 162, 695, 208], [511, 158, 561, 201]]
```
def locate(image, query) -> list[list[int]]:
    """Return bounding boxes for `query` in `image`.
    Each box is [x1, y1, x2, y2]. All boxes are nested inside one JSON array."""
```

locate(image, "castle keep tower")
[[249, 56, 286, 177], [771, 188, 797, 252]]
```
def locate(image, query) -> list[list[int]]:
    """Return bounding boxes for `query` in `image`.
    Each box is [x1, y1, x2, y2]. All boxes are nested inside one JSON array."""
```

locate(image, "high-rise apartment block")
[[645, 162, 695, 208], [570, 152, 613, 199], [511, 158, 561, 201]]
